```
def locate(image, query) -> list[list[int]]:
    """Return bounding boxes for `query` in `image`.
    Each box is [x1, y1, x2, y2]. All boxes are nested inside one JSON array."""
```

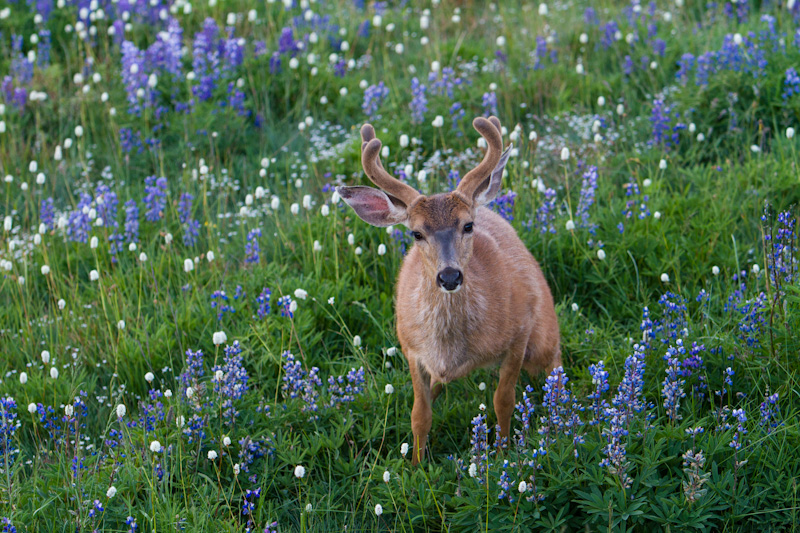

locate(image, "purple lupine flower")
[[192, 18, 221, 102], [124, 200, 139, 243], [587, 361, 610, 425], [143, 176, 168, 222], [497, 460, 514, 503], [278, 295, 294, 318], [729, 408, 747, 450], [1, 517, 18, 533], [676, 53, 695, 86], [409, 77, 427, 124], [759, 393, 780, 434], [623, 179, 650, 219], [147, 17, 184, 78], [611, 343, 647, 428], [514, 385, 536, 447], [576, 166, 598, 233], [95, 184, 119, 228], [538, 366, 584, 454], [600, 21, 620, 49], [222, 29, 245, 74], [533, 36, 548, 70], [37, 30, 52, 68], [0, 396, 19, 469], [600, 407, 632, 488], [66, 193, 92, 243], [255, 287, 272, 318], [449, 101, 465, 132], [488, 191, 517, 222], [535, 188, 557, 234], [178, 193, 193, 224], [211, 341, 249, 426], [328, 367, 366, 406], [362, 82, 389, 119], [468, 412, 490, 482], [783, 67, 800, 100], [40, 197, 55, 230], [662, 347, 686, 422], [281, 351, 322, 416], [428, 67, 464, 98], [482, 91, 498, 117], [245, 228, 261, 264], [120, 41, 149, 114]]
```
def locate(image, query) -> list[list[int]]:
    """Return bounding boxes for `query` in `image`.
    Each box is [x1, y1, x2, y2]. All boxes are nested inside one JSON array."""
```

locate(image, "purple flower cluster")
[[255, 287, 272, 319], [488, 190, 517, 222], [535, 187, 557, 234], [362, 82, 389, 119], [759, 392, 780, 433], [576, 166, 598, 233], [649, 96, 685, 150], [611, 343, 647, 428], [328, 367, 366, 407], [587, 361, 610, 425], [245, 229, 262, 264], [409, 78, 428, 124], [538, 367, 584, 455], [600, 407, 632, 488], [212, 341, 250, 426], [143, 176, 168, 222], [662, 346, 686, 422], [0, 396, 19, 469], [281, 351, 322, 415], [482, 91, 498, 117]]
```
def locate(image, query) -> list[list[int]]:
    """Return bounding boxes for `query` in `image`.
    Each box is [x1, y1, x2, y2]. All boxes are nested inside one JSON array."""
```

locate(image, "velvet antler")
[[456, 116, 504, 201], [360, 124, 420, 206]]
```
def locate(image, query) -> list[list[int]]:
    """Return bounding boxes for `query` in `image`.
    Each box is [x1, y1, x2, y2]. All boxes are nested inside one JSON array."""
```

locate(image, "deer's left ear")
[[337, 186, 409, 227], [472, 144, 513, 207]]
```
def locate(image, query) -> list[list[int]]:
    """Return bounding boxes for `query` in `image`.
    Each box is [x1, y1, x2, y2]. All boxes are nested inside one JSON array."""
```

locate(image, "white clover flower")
[[145, 372, 154, 383], [116, 404, 126, 418], [106, 486, 117, 499], [294, 465, 306, 478], [89, 269, 99, 281], [208, 450, 218, 460], [149, 440, 162, 453], [565, 220, 575, 231], [50, 367, 59, 379], [385, 383, 394, 394], [28, 403, 37, 414], [19, 372, 27, 384], [712, 266, 720, 276], [661, 273, 670, 283], [597, 249, 606, 260], [294, 289, 308, 300], [383, 470, 391, 483], [400, 443, 409, 457]]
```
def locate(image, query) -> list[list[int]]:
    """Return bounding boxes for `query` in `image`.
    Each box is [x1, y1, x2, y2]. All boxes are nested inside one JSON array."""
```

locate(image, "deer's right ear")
[[337, 186, 409, 227]]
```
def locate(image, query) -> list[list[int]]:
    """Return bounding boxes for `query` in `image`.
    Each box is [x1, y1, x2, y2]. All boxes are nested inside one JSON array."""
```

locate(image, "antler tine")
[[360, 124, 420, 205], [458, 117, 504, 200]]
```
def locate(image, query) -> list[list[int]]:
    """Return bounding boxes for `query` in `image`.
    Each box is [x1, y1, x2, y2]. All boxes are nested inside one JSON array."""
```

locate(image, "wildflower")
[[400, 443, 409, 457], [213, 331, 227, 345], [661, 273, 670, 283], [208, 450, 218, 460], [89, 270, 99, 281], [41, 350, 50, 363], [565, 220, 575, 231], [385, 384, 394, 394], [118, 320, 126, 330], [518, 480, 527, 493], [788, 127, 795, 139], [19, 372, 27, 384], [383, 471, 390, 483], [28, 403, 37, 414], [184, 258, 194, 273], [560, 147, 570, 161], [149, 440, 162, 453], [50, 367, 59, 379], [597, 249, 606, 260], [712, 266, 720, 275], [432, 115, 444, 128], [294, 465, 306, 478], [374, 504, 383, 516], [116, 404, 126, 418], [107, 486, 117, 498], [378, 244, 387, 255], [294, 289, 308, 300], [223, 436, 231, 446]]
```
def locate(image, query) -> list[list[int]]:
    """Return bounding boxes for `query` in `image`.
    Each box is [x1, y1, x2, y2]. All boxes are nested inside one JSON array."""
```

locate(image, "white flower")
[[305, 503, 313, 513], [643, 178, 652, 188], [372, 14, 382, 26], [290, 203, 300, 215], [183, 258, 194, 273], [138, 252, 147, 262], [58, 299, 66, 310], [374, 504, 383, 516], [355, 246, 363, 255], [328, 297, 335, 305], [19, 372, 27, 384], [383, 470, 391, 483], [399, 134, 409, 148], [321, 205, 330, 216], [597, 249, 606, 260], [41, 265, 50, 275], [518, 480, 527, 493], [64, 404, 74, 417], [215, 369, 224, 381], [560, 147, 570, 161], [787, 127, 795, 139], [538, 3, 548, 15], [207, 251, 215, 262], [661, 273, 670, 283], [41, 350, 51, 364], [117, 320, 126, 330], [290, 301, 298, 313], [400, 443, 409, 456], [75, 125, 84, 137], [28, 403, 37, 414], [314, 241, 323, 252], [659, 159, 668, 170], [654, 211, 662, 220], [431, 115, 444, 128], [697, 133, 705, 142], [377, 244, 387, 256], [386, 347, 397, 356], [712, 266, 720, 276], [90, 236, 99, 249], [752, 264, 760, 274], [3, 215, 12, 231], [186, 387, 194, 399], [294, 289, 308, 300], [234, 463, 241, 475], [565, 220, 575, 231], [478, 382, 486, 391], [89, 269, 99, 281], [18, 276, 25, 286], [145, 372, 154, 383], [385, 383, 394, 394], [208, 450, 218, 460], [616, 104, 625, 116], [294, 465, 306, 478], [50, 367, 59, 379], [164, 389, 172, 398], [176, 415, 185, 428], [571, 303, 579, 312], [116, 404, 126, 418], [750, 145, 761, 153], [106, 486, 117, 498], [479, 403, 486, 411], [149, 440, 162, 453], [468, 463, 478, 477], [164, 233, 173, 245], [213, 331, 227, 345], [597, 96, 605, 107], [223, 436, 231, 446]]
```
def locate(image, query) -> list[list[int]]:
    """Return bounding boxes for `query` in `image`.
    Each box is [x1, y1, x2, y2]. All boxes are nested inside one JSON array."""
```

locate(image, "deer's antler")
[[360, 124, 420, 206], [457, 116, 504, 200]]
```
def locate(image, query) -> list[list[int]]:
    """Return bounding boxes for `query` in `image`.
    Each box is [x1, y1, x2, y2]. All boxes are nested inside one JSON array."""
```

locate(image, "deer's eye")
[[412, 231, 424, 241], [463, 223, 474, 234]]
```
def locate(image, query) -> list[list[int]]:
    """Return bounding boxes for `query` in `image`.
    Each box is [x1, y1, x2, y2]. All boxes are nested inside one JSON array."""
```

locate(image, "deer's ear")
[[337, 186, 409, 227], [473, 144, 512, 207]]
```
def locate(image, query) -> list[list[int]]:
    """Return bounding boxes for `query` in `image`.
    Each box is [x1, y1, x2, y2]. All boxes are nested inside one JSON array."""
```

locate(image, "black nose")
[[437, 268, 463, 291]]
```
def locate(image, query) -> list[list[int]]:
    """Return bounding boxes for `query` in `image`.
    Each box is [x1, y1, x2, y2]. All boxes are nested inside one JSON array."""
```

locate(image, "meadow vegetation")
[[1, 0, 800, 531]]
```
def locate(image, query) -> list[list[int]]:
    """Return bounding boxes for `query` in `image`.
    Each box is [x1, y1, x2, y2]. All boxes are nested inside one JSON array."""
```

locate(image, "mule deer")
[[338, 116, 561, 464]]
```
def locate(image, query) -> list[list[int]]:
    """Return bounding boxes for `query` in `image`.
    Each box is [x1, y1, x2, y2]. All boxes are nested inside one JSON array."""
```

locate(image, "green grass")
[[1, 0, 800, 531]]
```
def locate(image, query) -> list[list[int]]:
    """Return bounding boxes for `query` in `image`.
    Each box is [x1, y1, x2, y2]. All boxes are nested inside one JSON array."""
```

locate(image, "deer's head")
[[338, 117, 512, 293]]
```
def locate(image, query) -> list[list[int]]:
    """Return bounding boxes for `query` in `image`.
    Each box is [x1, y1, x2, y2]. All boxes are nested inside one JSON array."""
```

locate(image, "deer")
[[337, 116, 561, 464]]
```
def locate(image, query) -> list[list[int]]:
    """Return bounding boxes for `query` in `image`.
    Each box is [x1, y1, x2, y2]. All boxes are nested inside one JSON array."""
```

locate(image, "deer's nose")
[[437, 268, 463, 292]]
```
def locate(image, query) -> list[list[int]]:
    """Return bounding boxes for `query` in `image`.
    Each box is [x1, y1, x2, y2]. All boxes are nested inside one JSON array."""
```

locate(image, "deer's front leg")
[[494, 339, 526, 444], [407, 354, 432, 465]]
